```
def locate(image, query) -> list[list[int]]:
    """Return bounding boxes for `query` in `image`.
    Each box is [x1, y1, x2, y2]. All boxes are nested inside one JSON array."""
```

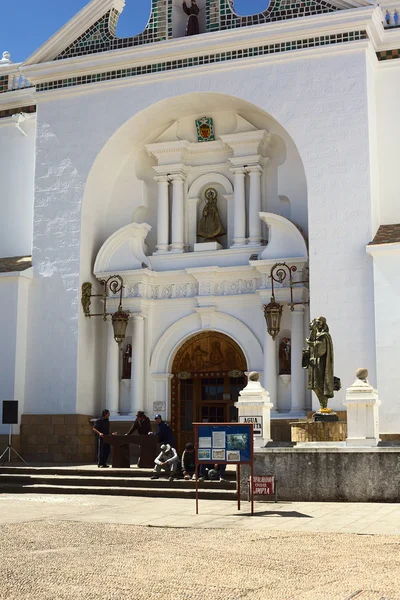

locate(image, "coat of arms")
[[196, 117, 215, 142]]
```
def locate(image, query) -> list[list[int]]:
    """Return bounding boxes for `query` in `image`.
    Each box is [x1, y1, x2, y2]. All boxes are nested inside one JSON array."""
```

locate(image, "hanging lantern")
[[263, 297, 283, 340], [112, 306, 130, 345]]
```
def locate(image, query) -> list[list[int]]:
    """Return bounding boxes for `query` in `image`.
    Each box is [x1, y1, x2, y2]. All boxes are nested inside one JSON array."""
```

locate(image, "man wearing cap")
[[151, 444, 180, 481], [126, 411, 151, 436], [148, 414, 176, 447]]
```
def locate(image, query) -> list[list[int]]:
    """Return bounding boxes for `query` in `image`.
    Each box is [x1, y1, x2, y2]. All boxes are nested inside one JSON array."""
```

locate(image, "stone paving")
[[1, 494, 400, 599], [1, 493, 400, 535]]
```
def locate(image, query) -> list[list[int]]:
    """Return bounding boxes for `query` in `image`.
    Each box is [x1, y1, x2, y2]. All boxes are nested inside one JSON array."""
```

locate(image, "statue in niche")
[[279, 338, 291, 375], [209, 341, 224, 367], [183, 0, 200, 36], [197, 188, 225, 240], [122, 344, 132, 379]]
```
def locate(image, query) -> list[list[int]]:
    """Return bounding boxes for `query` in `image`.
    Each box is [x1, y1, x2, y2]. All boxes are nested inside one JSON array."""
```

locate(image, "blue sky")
[[2, 0, 269, 63]]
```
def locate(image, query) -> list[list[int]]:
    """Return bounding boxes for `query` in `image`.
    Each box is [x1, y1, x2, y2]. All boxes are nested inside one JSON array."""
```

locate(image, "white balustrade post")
[[247, 165, 263, 247], [290, 307, 305, 414], [106, 322, 120, 416], [130, 315, 145, 415], [230, 167, 247, 247], [170, 173, 185, 253], [155, 175, 170, 253], [264, 327, 277, 411]]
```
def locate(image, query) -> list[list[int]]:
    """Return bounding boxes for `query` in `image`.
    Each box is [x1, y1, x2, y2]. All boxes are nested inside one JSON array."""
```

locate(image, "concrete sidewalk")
[[1, 492, 400, 535]]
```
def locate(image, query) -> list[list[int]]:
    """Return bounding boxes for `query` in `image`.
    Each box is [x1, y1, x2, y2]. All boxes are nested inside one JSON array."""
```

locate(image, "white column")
[[264, 327, 277, 411], [290, 307, 305, 414], [170, 173, 185, 253], [155, 175, 170, 253], [231, 167, 247, 247], [129, 315, 145, 415], [106, 322, 120, 416], [247, 165, 262, 247]]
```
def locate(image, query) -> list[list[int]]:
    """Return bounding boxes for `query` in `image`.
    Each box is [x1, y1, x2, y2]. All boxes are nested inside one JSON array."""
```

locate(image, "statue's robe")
[[307, 331, 334, 399], [183, 2, 200, 36], [198, 201, 225, 239]]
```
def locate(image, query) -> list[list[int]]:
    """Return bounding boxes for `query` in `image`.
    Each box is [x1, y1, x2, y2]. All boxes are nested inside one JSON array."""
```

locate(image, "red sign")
[[253, 475, 275, 495]]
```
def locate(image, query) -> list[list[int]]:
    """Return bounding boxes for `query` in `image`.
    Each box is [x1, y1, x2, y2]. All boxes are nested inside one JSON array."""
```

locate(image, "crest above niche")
[[23, 0, 372, 66], [154, 114, 257, 144]]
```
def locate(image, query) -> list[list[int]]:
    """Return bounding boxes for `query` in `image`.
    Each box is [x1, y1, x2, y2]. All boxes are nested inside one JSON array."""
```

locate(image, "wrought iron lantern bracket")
[[81, 275, 130, 344], [263, 262, 309, 340]]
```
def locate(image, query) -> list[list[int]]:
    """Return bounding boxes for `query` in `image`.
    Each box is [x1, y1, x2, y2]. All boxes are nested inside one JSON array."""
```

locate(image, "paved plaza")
[[1, 494, 400, 599]]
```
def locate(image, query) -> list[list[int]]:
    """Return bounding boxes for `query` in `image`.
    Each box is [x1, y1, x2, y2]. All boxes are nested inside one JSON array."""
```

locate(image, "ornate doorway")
[[171, 332, 247, 451]]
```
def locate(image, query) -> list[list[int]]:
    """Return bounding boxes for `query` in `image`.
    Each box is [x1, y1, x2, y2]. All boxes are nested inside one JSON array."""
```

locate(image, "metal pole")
[[8, 424, 11, 462], [237, 464, 241, 511], [195, 424, 199, 515]]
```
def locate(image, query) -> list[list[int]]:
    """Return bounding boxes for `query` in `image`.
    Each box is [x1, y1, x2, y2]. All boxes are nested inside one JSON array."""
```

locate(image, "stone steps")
[[0, 467, 237, 500]]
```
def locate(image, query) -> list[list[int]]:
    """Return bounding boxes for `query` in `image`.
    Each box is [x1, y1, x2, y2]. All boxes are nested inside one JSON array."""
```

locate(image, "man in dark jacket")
[[93, 409, 111, 468], [148, 414, 175, 446], [126, 411, 151, 436]]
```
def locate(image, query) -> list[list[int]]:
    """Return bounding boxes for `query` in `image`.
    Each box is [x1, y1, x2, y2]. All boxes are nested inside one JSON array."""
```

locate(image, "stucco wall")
[[376, 64, 400, 226], [368, 249, 400, 433], [0, 117, 35, 258], [25, 46, 376, 421]]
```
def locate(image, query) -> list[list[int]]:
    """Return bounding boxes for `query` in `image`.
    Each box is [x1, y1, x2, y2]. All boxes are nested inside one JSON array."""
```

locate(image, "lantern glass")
[[112, 307, 130, 344], [263, 298, 283, 340]]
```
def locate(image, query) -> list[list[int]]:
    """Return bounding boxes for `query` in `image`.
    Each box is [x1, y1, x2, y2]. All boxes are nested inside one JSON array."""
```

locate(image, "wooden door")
[[171, 332, 247, 452]]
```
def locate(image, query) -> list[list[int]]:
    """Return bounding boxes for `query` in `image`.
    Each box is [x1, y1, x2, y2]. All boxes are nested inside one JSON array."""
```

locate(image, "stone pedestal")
[[194, 242, 223, 252], [291, 420, 347, 443], [234, 371, 273, 448], [343, 368, 381, 447]]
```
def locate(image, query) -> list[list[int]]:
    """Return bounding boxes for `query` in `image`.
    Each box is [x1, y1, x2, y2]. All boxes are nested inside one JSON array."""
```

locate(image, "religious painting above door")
[[196, 117, 215, 142], [171, 332, 247, 451]]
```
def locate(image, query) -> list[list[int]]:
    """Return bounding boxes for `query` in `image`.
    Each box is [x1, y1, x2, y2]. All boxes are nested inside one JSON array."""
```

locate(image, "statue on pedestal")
[[183, 1, 200, 36], [197, 188, 225, 240], [303, 317, 335, 413]]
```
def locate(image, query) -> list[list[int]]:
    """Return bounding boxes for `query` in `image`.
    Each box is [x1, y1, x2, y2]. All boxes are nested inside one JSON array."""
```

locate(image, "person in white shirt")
[[151, 444, 180, 481]]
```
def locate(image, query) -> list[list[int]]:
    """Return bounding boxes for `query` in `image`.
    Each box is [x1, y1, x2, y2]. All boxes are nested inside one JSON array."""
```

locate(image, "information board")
[[195, 423, 253, 464]]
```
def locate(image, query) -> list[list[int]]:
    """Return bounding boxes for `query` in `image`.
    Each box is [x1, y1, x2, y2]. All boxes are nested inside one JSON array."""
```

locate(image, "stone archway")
[[171, 331, 247, 450]]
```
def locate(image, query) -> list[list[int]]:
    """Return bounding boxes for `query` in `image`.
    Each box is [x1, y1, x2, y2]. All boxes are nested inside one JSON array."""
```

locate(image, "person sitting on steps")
[[198, 463, 228, 482], [181, 442, 196, 480], [151, 444, 180, 481]]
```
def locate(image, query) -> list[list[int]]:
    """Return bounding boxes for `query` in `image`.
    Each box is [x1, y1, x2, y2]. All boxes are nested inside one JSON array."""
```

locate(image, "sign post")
[[194, 422, 254, 515]]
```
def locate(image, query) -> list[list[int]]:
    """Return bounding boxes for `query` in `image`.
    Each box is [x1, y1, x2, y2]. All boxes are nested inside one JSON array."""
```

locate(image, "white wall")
[[367, 247, 400, 433], [376, 62, 400, 225], [0, 117, 35, 258], [25, 46, 377, 423]]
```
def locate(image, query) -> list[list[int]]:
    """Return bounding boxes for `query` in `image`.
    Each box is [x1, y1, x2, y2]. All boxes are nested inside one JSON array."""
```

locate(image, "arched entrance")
[[171, 332, 247, 450]]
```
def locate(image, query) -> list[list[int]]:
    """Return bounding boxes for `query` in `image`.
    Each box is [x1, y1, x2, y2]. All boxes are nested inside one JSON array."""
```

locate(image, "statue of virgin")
[[197, 188, 225, 240]]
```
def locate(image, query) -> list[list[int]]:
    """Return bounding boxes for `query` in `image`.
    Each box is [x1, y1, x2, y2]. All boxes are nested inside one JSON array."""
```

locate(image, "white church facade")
[[1, 0, 400, 461]]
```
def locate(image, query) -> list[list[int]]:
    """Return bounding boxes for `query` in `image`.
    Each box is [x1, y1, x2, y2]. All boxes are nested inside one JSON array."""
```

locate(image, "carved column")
[[230, 167, 247, 247], [264, 327, 277, 411], [170, 173, 186, 253], [155, 175, 170, 253], [129, 314, 145, 416], [106, 322, 120, 416], [247, 165, 263, 247], [290, 307, 305, 414]]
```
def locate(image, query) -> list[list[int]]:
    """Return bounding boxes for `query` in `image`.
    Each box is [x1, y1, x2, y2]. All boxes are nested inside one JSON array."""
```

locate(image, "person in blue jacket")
[[148, 414, 176, 447]]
